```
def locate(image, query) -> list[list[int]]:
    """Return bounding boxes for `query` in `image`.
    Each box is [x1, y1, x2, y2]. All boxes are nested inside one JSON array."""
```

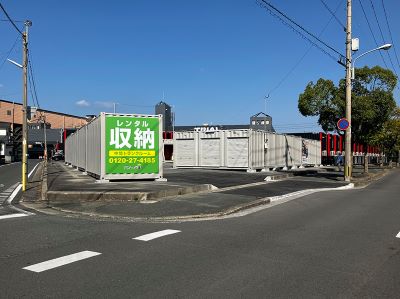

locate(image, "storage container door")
[[226, 137, 248, 168], [175, 139, 196, 166], [199, 138, 220, 167]]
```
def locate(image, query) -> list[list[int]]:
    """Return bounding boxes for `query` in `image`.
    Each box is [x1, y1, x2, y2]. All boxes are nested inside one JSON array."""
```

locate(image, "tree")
[[371, 107, 400, 164], [298, 66, 397, 171]]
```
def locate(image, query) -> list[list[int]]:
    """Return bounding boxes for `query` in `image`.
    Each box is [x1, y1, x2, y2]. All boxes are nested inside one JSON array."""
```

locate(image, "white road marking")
[[6, 184, 22, 204], [396, 232, 400, 238], [0, 213, 28, 220], [23, 251, 102, 273], [28, 163, 40, 178], [133, 229, 181, 241], [6, 162, 40, 205]]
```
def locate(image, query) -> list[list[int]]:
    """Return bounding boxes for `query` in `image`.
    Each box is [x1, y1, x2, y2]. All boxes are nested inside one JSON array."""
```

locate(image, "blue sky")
[[1, 0, 399, 132]]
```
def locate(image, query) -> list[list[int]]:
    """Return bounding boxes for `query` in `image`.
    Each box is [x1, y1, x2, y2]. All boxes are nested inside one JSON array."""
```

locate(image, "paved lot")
[[22, 161, 352, 220]]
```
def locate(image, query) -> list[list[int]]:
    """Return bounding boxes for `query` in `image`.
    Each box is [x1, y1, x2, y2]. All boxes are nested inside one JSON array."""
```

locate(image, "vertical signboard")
[[302, 139, 309, 164], [105, 115, 160, 175]]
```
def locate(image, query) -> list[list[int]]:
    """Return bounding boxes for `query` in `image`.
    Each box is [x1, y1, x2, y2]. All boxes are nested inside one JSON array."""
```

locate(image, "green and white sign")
[[105, 115, 160, 175]]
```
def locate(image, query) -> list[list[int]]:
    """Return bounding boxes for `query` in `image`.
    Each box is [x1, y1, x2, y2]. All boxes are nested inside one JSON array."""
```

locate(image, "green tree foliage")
[[371, 107, 400, 161], [298, 66, 397, 146]]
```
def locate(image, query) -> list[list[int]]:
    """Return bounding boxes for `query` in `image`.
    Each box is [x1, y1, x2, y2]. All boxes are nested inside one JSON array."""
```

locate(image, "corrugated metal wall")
[[65, 113, 163, 180], [86, 117, 101, 175], [174, 129, 321, 170]]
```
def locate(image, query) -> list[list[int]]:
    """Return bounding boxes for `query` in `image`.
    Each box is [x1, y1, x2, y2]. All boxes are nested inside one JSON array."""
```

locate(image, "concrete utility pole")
[[344, 0, 352, 182], [42, 114, 47, 161], [21, 20, 31, 191]]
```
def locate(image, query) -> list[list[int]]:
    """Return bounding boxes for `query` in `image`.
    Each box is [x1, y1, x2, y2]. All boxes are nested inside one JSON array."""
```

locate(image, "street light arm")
[[351, 44, 392, 79], [353, 44, 392, 67], [7, 58, 23, 69]]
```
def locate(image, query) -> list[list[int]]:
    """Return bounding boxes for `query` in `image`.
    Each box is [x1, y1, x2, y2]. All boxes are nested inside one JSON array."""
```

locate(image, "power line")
[[257, 0, 344, 62], [265, 0, 344, 98], [27, 66, 38, 108], [0, 19, 23, 22], [0, 3, 23, 35], [319, 0, 346, 31], [27, 51, 40, 108], [357, 0, 389, 69], [381, 0, 400, 70], [0, 36, 20, 71], [368, 0, 398, 78]]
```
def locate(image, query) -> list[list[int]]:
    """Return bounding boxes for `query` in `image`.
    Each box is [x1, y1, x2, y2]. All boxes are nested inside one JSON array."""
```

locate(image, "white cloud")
[[76, 99, 90, 107]]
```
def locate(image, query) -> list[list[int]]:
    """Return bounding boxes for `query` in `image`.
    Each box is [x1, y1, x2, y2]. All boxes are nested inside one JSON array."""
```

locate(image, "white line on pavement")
[[0, 213, 28, 220], [133, 229, 181, 241], [6, 184, 22, 205], [396, 232, 400, 238], [23, 251, 102, 273], [6, 162, 40, 205]]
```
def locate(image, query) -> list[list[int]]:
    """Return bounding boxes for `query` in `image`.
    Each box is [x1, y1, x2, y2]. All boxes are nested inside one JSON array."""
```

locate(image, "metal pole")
[[43, 114, 47, 162], [21, 23, 29, 191], [344, 0, 352, 182]]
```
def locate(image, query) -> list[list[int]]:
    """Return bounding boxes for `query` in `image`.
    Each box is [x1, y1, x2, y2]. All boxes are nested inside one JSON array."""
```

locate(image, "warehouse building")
[[154, 101, 275, 160], [0, 99, 87, 163]]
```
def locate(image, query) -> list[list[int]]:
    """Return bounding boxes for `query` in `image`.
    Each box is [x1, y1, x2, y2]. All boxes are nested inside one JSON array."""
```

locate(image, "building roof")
[[0, 99, 87, 120]]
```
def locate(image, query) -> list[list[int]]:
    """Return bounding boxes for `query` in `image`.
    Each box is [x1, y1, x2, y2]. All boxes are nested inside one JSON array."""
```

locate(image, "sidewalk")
[[19, 161, 365, 221]]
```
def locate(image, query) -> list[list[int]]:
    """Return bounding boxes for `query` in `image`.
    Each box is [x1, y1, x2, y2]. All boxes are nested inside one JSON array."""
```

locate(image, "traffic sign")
[[337, 118, 350, 131]]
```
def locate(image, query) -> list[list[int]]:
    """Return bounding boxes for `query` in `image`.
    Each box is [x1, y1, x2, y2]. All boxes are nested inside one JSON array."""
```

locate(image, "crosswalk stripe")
[[0, 213, 28, 220], [23, 251, 102, 273], [133, 229, 181, 241], [396, 232, 400, 238]]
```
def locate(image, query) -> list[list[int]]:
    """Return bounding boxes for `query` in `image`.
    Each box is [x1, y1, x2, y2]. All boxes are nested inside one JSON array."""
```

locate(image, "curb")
[[351, 168, 391, 187], [46, 184, 217, 202], [44, 172, 293, 203], [27, 197, 272, 223]]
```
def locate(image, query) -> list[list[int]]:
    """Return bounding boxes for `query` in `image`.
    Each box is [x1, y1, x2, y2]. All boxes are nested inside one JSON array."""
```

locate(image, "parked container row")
[[173, 129, 321, 170]]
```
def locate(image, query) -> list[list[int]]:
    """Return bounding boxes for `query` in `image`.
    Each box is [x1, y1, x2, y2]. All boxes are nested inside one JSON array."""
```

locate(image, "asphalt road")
[[0, 160, 40, 216], [0, 169, 399, 298], [0, 160, 40, 192]]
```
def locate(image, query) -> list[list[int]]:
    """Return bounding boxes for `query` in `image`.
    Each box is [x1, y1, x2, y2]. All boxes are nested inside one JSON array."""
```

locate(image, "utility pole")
[[344, 0, 352, 182], [264, 95, 269, 132], [21, 20, 31, 191], [42, 114, 47, 162]]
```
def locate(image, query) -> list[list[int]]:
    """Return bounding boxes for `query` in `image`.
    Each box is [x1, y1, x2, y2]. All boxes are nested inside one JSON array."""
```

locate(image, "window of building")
[[7, 110, 12, 116]]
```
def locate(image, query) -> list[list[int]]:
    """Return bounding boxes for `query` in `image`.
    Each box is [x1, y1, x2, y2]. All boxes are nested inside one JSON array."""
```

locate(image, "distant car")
[[52, 152, 64, 161]]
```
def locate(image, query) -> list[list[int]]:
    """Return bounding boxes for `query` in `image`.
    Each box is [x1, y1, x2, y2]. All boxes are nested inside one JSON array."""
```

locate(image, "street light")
[[344, 42, 392, 182], [351, 43, 392, 79], [7, 21, 31, 191]]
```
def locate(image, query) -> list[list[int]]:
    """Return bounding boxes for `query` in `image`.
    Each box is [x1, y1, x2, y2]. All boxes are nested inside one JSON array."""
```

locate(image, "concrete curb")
[[351, 168, 393, 187], [46, 184, 217, 202], [264, 173, 294, 181], [29, 197, 272, 223], [44, 171, 293, 203]]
